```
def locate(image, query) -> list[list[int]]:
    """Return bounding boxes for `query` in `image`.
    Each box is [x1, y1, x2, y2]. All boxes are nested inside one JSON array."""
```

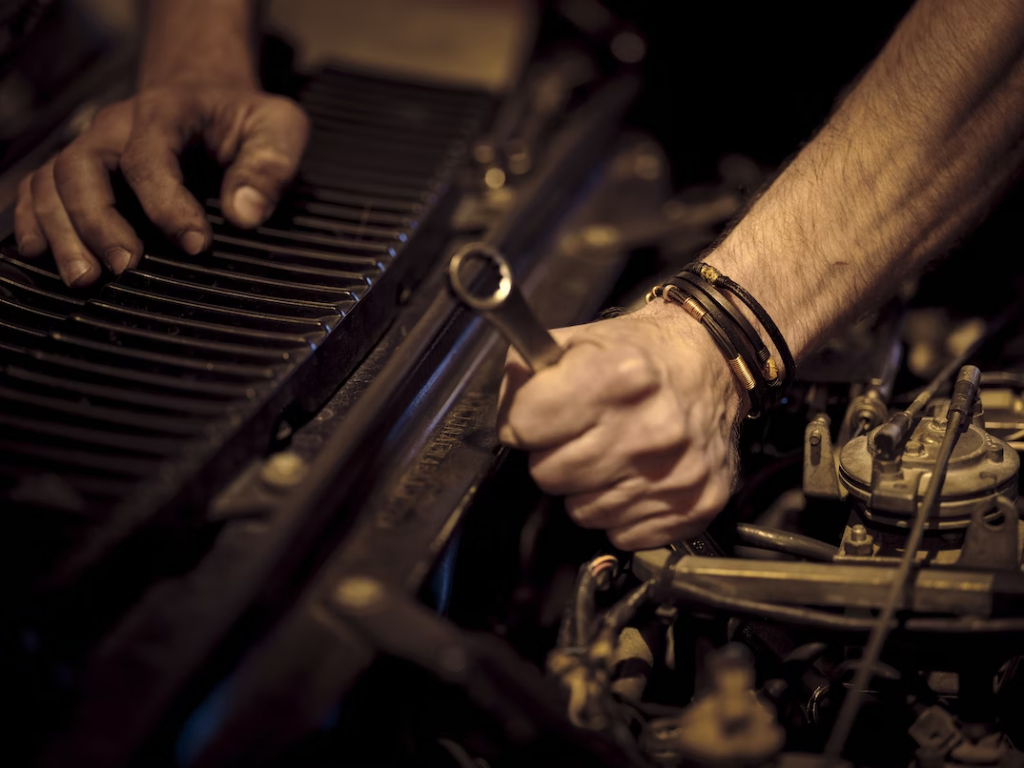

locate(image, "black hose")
[[570, 566, 600, 647], [734, 524, 838, 562], [664, 576, 1024, 636], [593, 581, 656, 647], [666, 579, 881, 632]]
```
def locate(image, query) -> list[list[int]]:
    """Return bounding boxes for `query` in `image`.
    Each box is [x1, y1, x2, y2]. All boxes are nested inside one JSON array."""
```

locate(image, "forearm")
[[139, 0, 257, 89], [705, 0, 1024, 365]]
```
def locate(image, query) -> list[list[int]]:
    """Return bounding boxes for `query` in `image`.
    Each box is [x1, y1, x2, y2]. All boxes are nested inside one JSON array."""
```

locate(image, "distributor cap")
[[839, 416, 1019, 529]]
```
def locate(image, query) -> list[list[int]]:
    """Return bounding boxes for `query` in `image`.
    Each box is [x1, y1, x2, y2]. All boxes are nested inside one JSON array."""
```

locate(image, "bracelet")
[[647, 282, 765, 419], [682, 261, 796, 392], [667, 272, 778, 386]]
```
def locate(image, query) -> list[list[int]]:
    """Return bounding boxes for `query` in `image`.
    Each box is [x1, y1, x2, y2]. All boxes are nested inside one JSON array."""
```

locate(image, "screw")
[[260, 451, 307, 489], [850, 525, 868, 544], [904, 440, 925, 457], [809, 431, 822, 447], [334, 577, 385, 611]]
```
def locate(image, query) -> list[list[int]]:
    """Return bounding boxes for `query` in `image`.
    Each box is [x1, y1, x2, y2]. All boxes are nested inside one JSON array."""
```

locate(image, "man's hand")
[[14, 86, 309, 287], [497, 301, 743, 551]]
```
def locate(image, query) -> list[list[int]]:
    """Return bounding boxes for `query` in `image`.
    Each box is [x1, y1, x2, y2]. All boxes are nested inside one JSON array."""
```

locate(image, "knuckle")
[[607, 527, 637, 551], [17, 173, 33, 198], [30, 175, 57, 216], [605, 346, 660, 399], [528, 461, 564, 496], [269, 94, 310, 127], [52, 144, 85, 190], [565, 494, 612, 528], [646, 412, 687, 452]]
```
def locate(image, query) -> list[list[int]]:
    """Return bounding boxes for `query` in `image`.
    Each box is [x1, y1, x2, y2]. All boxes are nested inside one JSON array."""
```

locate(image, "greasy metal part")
[[258, 451, 308, 490], [842, 524, 875, 557], [873, 307, 1017, 459], [643, 644, 784, 766], [327, 577, 643, 768], [957, 496, 1021, 571], [609, 625, 657, 705], [182, 109, 643, 766], [908, 705, 1022, 768], [803, 414, 841, 500], [980, 387, 1024, 442], [734, 524, 838, 562], [836, 321, 903, 446], [448, 242, 563, 371], [839, 417, 1018, 529], [632, 549, 1018, 618], [827, 369, 980, 758]]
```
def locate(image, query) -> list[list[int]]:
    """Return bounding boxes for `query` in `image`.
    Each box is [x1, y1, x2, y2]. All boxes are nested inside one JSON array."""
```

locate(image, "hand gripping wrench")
[[447, 242, 563, 372]]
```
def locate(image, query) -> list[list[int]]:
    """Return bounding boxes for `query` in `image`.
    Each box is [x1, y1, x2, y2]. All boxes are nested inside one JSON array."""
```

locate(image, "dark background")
[[610, 1, 915, 185]]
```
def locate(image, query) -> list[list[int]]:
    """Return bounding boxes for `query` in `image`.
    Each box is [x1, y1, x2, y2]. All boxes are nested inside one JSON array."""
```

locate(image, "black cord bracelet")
[[668, 272, 777, 383], [651, 283, 765, 418], [684, 261, 796, 392], [666, 277, 768, 396]]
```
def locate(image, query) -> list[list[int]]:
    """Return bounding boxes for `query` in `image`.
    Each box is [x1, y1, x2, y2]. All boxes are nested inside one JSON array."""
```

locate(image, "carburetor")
[[838, 413, 1018, 530]]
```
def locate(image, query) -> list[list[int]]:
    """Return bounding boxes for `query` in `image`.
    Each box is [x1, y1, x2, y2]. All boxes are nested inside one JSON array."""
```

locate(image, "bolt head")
[[260, 451, 307, 489], [904, 440, 925, 457]]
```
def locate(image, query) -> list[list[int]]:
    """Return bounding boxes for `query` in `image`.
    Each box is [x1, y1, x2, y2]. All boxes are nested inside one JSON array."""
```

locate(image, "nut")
[[844, 524, 874, 556]]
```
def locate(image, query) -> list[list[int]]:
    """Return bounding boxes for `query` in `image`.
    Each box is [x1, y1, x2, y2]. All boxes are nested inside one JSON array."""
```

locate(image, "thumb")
[[219, 95, 310, 228]]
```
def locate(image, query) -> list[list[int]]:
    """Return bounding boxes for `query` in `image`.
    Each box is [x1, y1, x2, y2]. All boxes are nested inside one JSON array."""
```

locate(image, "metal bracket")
[[957, 496, 1020, 571], [803, 415, 841, 499]]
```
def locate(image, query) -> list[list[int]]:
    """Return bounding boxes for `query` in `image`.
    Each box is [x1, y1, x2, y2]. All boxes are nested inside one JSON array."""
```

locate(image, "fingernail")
[[65, 259, 92, 287], [106, 247, 132, 274], [181, 230, 206, 256], [232, 186, 269, 228], [18, 236, 45, 257]]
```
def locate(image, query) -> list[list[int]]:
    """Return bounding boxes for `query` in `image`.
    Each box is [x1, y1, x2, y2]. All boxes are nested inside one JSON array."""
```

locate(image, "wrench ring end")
[[448, 242, 514, 312]]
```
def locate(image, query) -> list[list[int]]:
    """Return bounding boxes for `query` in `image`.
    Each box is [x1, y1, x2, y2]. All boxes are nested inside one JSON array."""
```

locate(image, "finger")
[[603, 473, 731, 551], [54, 140, 143, 274], [15, 173, 47, 257], [566, 473, 706, 529], [606, 513, 708, 552], [499, 341, 660, 450], [528, 393, 688, 495], [120, 93, 211, 255], [217, 95, 310, 228], [496, 346, 537, 448], [30, 160, 102, 286]]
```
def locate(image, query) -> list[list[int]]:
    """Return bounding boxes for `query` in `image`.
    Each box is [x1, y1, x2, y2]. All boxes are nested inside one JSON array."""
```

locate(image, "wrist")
[[701, 243, 808, 373], [633, 299, 748, 422], [139, 0, 257, 90]]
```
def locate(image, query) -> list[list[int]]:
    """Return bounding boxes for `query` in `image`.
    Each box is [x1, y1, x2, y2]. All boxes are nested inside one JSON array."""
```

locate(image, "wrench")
[[447, 242, 563, 372]]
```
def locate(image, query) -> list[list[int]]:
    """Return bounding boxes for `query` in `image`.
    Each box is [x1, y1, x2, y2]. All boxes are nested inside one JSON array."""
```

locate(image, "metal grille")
[[0, 66, 489, 582]]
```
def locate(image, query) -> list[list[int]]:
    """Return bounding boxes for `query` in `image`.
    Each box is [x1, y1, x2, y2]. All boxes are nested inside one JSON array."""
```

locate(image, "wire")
[[734, 524, 838, 562], [824, 407, 967, 756]]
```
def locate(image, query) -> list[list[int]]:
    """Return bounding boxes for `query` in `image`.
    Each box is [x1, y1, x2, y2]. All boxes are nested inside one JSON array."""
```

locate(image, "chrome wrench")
[[447, 242, 563, 372]]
